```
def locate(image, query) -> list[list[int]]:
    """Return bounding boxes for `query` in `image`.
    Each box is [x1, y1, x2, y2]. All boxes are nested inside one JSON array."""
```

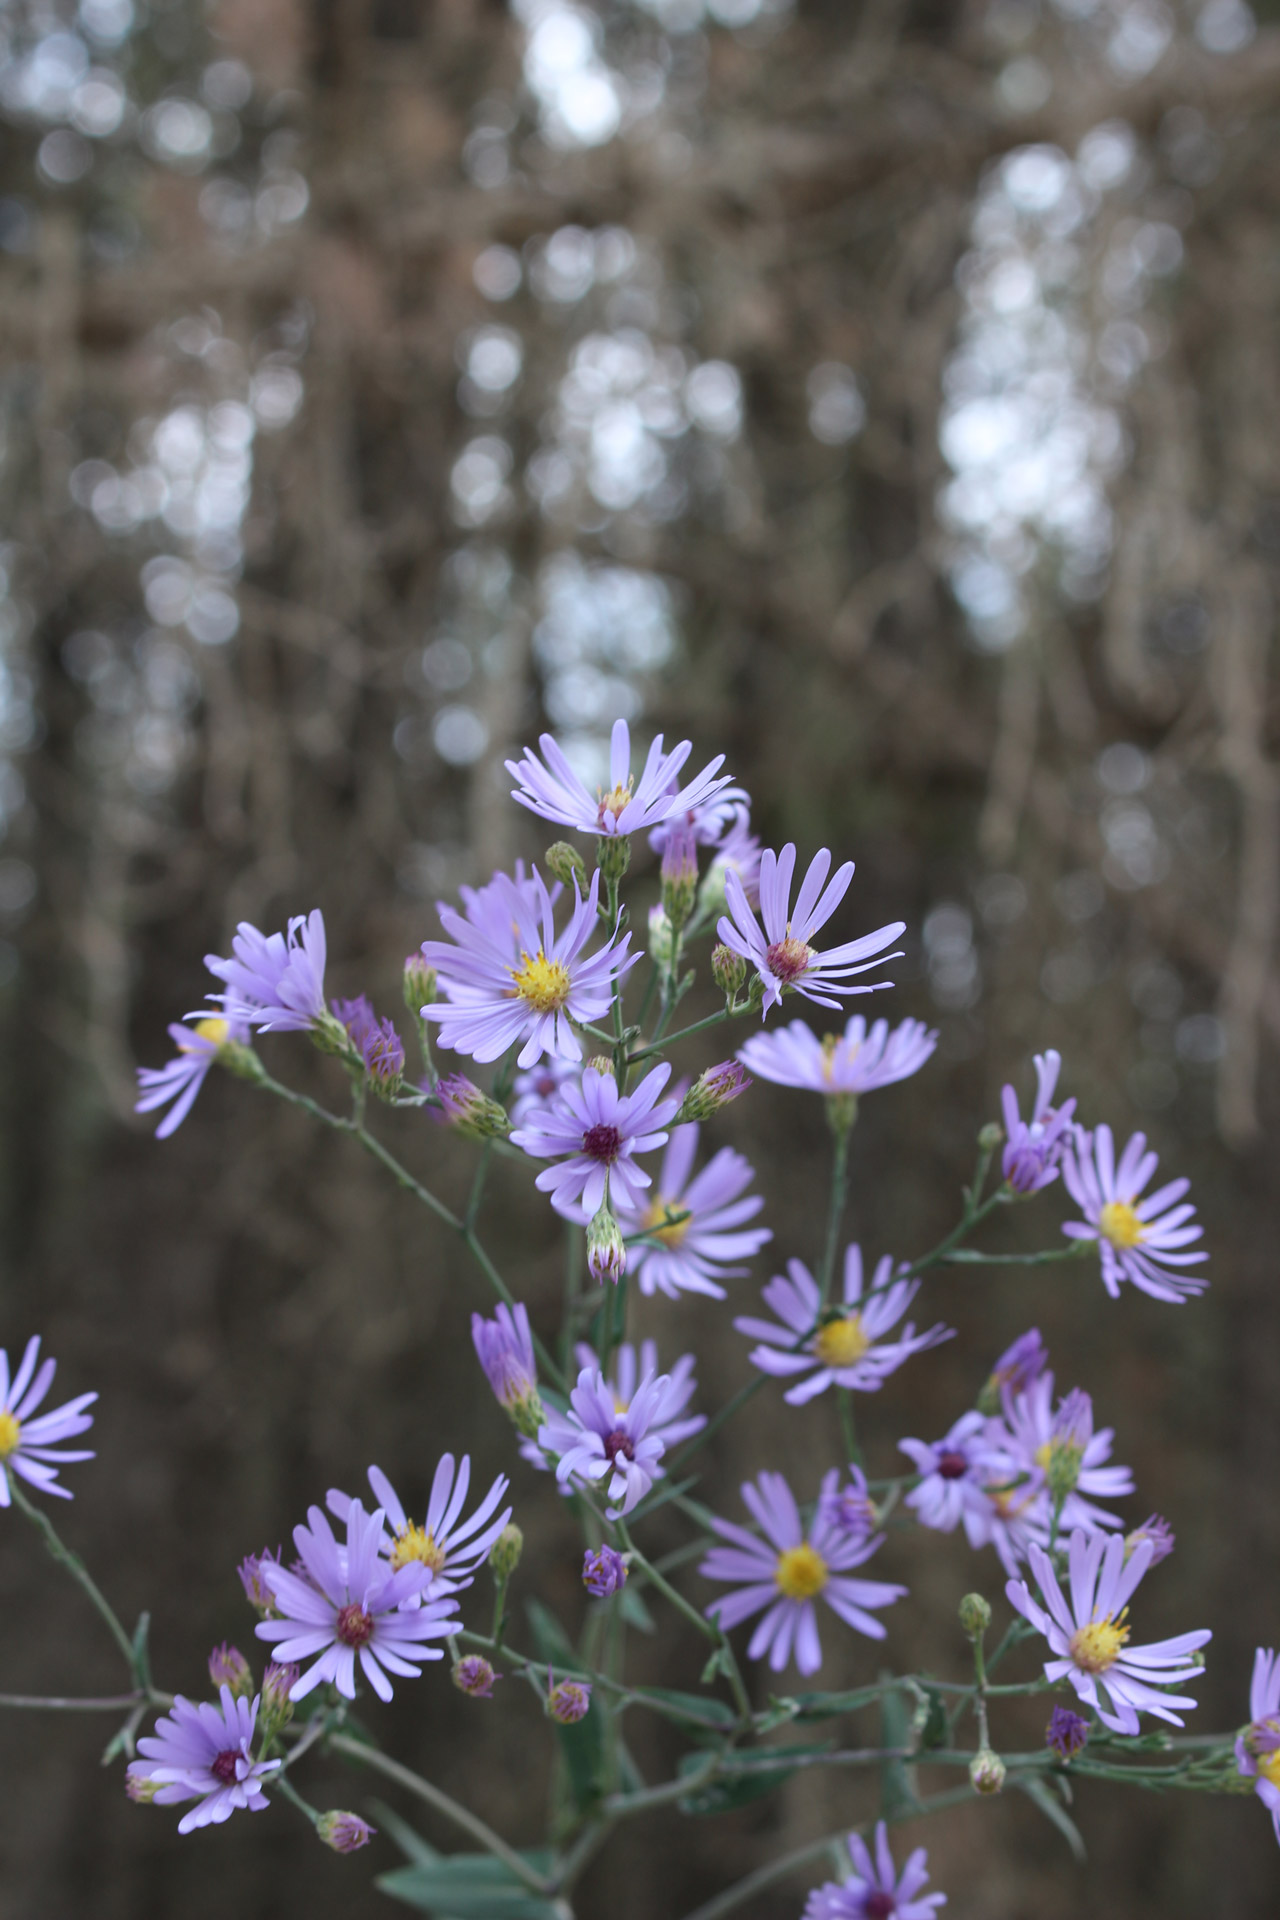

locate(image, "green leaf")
[[1014, 1774, 1087, 1863], [676, 1743, 828, 1816], [788, 1684, 887, 1721], [376, 1814, 558, 1917], [629, 1687, 735, 1730], [617, 1584, 656, 1633], [524, 1600, 605, 1815], [878, 1681, 919, 1820]]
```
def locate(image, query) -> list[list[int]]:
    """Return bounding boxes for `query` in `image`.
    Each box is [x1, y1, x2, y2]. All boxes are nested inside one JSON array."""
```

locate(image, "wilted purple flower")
[[546, 1673, 592, 1724], [736, 1244, 952, 1406], [1125, 1513, 1175, 1566], [0, 1337, 96, 1504], [717, 844, 904, 1015], [136, 1014, 251, 1138], [803, 1821, 946, 1920], [238, 1549, 283, 1618], [1007, 1529, 1210, 1735], [471, 1303, 542, 1435], [994, 1372, 1132, 1535], [701, 1469, 905, 1676], [617, 1119, 770, 1302], [333, 995, 377, 1051], [255, 1501, 458, 1703], [362, 1018, 404, 1085], [326, 1458, 512, 1599], [738, 1014, 937, 1098], [206, 910, 329, 1032], [900, 1411, 1018, 1544], [1061, 1124, 1206, 1303], [1046, 1705, 1090, 1760], [453, 1655, 500, 1699], [421, 866, 634, 1070], [583, 1545, 628, 1598], [318, 1810, 375, 1854], [1001, 1050, 1076, 1193], [1236, 1648, 1280, 1844], [126, 1686, 279, 1834], [512, 1063, 679, 1219], [208, 1644, 253, 1697], [435, 1073, 510, 1140], [537, 1363, 686, 1517], [817, 1466, 877, 1546], [508, 717, 732, 840]]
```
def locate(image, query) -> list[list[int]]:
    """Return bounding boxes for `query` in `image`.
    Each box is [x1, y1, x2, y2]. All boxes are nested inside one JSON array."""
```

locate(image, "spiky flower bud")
[[648, 903, 677, 967], [544, 841, 589, 893], [582, 1545, 628, 1598], [1124, 1513, 1175, 1566], [260, 1662, 299, 1737], [596, 833, 631, 883], [317, 1811, 376, 1854], [710, 942, 747, 1001], [237, 1549, 282, 1619], [958, 1593, 992, 1641], [436, 1073, 510, 1140], [453, 1655, 501, 1698], [490, 1523, 524, 1581], [207, 1642, 254, 1699], [587, 1200, 627, 1285], [660, 818, 698, 931], [403, 952, 437, 1015], [1046, 1705, 1089, 1760], [977, 1120, 1005, 1153], [546, 1674, 592, 1724], [969, 1748, 1006, 1795], [675, 1061, 751, 1125]]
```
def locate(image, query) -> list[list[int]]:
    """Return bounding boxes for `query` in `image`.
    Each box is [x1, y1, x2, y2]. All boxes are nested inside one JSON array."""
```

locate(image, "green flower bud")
[[969, 1748, 1006, 1795], [595, 834, 631, 883], [544, 842, 589, 893], [490, 1523, 524, 1581], [959, 1593, 992, 1640]]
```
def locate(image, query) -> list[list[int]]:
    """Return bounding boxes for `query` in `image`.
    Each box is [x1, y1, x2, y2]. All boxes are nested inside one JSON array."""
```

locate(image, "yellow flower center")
[[597, 779, 634, 823], [0, 1411, 20, 1459], [775, 1543, 828, 1601], [820, 1033, 857, 1084], [1068, 1612, 1130, 1674], [510, 950, 572, 1015], [1099, 1201, 1145, 1250], [1258, 1750, 1280, 1791], [389, 1524, 447, 1575], [1033, 1442, 1052, 1471], [813, 1314, 872, 1368], [642, 1196, 690, 1248], [178, 1017, 229, 1053]]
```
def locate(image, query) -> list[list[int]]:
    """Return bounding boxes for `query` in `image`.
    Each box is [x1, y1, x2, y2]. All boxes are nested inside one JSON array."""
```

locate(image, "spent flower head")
[[583, 1545, 628, 1598]]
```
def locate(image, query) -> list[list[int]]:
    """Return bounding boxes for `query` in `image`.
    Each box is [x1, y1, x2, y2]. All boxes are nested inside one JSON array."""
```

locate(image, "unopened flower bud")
[[585, 1055, 614, 1077], [453, 1654, 500, 1699], [363, 1018, 405, 1097], [958, 1593, 992, 1641], [238, 1549, 282, 1619], [675, 1061, 751, 1125], [125, 1770, 158, 1804], [596, 833, 631, 883], [660, 819, 699, 931], [1124, 1513, 1175, 1566], [317, 1810, 375, 1854], [1045, 1388, 1091, 1503], [978, 1328, 1048, 1417], [587, 1201, 626, 1285], [710, 943, 747, 1001], [977, 1120, 1005, 1153], [403, 952, 437, 1015], [545, 841, 589, 894], [261, 1661, 299, 1735], [648, 903, 677, 967], [219, 1036, 266, 1084], [546, 1673, 592, 1724], [969, 1748, 1006, 1795], [208, 1642, 254, 1699], [311, 1006, 359, 1057], [490, 1523, 524, 1581], [1046, 1705, 1089, 1760], [510, 1389, 545, 1440], [436, 1073, 510, 1140], [582, 1545, 628, 1598]]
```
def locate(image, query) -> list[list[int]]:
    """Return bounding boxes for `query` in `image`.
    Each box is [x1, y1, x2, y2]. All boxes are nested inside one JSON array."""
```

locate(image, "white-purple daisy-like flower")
[[737, 1013, 937, 1098], [1006, 1528, 1211, 1735], [536, 1364, 685, 1517], [205, 910, 329, 1031], [899, 1411, 1019, 1546], [421, 867, 634, 1071], [1001, 1049, 1076, 1193], [0, 1337, 96, 1504], [509, 1056, 580, 1128], [648, 780, 750, 854], [573, 1339, 706, 1453], [993, 1375, 1133, 1537], [507, 716, 733, 840], [615, 1119, 770, 1301], [1061, 1123, 1207, 1304], [980, 1327, 1048, 1409], [735, 1244, 952, 1406], [701, 1469, 905, 1676], [255, 1501, 458, 1703], [816, 1466, 879, 1546], [127, 1686, 279, 1833], [512, 1063, 679, 1219], [717, 844, 905, 1016], [326, 1457, 512, 1600], [1236, 1648, 1280, 1845], [802, 1821, 946, 1920], [136, 1014, 251, 1138]]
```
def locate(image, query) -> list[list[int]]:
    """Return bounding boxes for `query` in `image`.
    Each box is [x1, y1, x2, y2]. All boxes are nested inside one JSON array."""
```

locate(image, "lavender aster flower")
[[738, 1014, 937, 1098], [510, 1056, 579, 1128], [1125, 1514, 1175, 1566], [573, 1339, 707, 1453], [1046, 1705, 1090, 1760], [1061, 1124, 1207, 1303], [421, 866, 634, 1071], [1007, 1529, 1210, 1734], [802, 1821, 946, 1920], [537, 1364, 685, 1517], [472, 1303, 542, 1436], [327, 1458, 512, 1599], [617, 1119, 770, 1302], [136, 1014, 251, 1138], [717, 844, 904, 1015], [993, 1374, 1132, 1536], [512, 1063, 679, 1219], [255, 1501, 458, 1703], [817, 1466, 878, 1546], [1001, 1050, 1076, 1193], [126, 1686, 279, 1833], [208, 1644, 253, 1697], [0, 1337, 96, 1503], [899, 1412, 1018, 1546], [648, 780, 750, 853], [1236, 1647, 1280, 1843], [735, 1244, 952, 1406], [977, 1327, 1048, 1414], [701, 1469, 905, 1675], [704, 818, 763, 912], [507, 716, 732, 839], [583, 1545, 628, 1597], [206, 910, 329, 1032]]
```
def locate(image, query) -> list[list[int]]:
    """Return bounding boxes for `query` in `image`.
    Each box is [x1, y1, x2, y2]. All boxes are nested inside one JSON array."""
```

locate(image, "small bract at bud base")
[[959, 1593, 992, 1640], [969, 1748, 1006, 1795], [490, 1522, 524, 1581]]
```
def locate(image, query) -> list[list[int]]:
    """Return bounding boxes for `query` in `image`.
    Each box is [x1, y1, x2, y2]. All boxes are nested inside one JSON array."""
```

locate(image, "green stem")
[[628, 1006, 737, 1064], [465, 1141, 495, 1231], [0, 1690, 151, 1712], [838, 1390, 862, 1467], [271, 1770, 321, 1826], [8, 1475, 142, 1681], [817, 1125, 850, 1309]]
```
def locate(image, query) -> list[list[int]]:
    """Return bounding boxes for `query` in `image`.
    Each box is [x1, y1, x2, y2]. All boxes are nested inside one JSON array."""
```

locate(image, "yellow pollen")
[[510, 950, 572, 1015], [1033, 1441, 1052, 1472], [390, 1524, 447, 1575], [1099, 1201, 1145, 1250], [643, 1196, 689, 1249], [179, 1017, 229, 1053], [1258, 1750, 1280, 1791], [1069, 1611, 1130, 1674], [813, 1314, 872, 1368], [598, 780, 634, 820], [775, 1543, 828, 1601], [0, 1410, 19, 1459]]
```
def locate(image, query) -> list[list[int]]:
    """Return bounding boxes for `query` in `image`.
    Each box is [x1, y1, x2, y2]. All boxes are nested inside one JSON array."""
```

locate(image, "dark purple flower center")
[[582, 1123, 622, 1164], [604, 1429, 635, 1463], [862, 1894, 896, 1920], [936, 1450, 969, 1480], [210, 1748, 240, 1785], [336, 1602, 375, 1648]]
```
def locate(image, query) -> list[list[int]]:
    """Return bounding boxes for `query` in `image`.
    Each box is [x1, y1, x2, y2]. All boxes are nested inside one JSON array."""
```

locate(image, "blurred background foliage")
[[1, 0, 1279, 1912]]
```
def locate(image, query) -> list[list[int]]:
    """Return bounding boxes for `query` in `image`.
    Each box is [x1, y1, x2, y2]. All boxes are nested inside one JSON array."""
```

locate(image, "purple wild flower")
[[208, 1644, 253, 1697], [537, 1363, 686, 1517], [648, 779, 751, 854], [471, 1302, 542, 1436], [993, 1372, 1132, 1536], [574, 1339, 706, 1455], [1236, 1648, 1280, 1845], [700, 1469, 905, 1676], [512, 1063, 679, 1219], [978, 1328, 1048, 1413], [1061, 1123, 1207, 1304], [126, 1686, 279, 1833], [1125, 1514, 1175, 1566], [435, 1073, 510, 1140], [583, 1545, 628, 1598], [899, 1411, 1019, 1545], [717, 843, 904, 1015], [332, 995, 378, 1051], [205, 910, 329, 1032], [507, 716, 733, 840], [705, 817, 763, 912], [802, 1820, 946, 1920], [0, 1337, 96, 1504], [616, 1118, 770, 1302], [1001, 1049, 1076, 1193], [674, 1060, 752, 1124], [509, 1056, 579, 1128], [1046, 1705, 1090, 1760], [238, 1548, 283, 1617], [817, 1466, 878, 1547], [136, 1014, 251, 1138], [326, 1458, 512, 1599], [738, 1014, 938, 1099]]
